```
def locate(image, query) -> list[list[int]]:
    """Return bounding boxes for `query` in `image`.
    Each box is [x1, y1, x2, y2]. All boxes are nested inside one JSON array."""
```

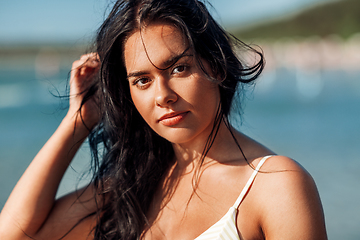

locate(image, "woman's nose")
[[155, 78, 178, 107]]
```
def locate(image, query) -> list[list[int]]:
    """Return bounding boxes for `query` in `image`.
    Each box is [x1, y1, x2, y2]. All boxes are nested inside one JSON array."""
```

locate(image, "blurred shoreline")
[[0, 43, 88, 73], [257, 34, 360, 72], [1, 32, 359, 78]]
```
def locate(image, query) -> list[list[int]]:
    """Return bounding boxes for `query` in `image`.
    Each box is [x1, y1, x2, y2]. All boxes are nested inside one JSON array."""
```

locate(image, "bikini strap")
[[233, 155, 273, 208]]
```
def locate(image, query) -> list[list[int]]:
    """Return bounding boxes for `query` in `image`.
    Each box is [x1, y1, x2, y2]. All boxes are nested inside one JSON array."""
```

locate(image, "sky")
[[0, 0, 335, 44]]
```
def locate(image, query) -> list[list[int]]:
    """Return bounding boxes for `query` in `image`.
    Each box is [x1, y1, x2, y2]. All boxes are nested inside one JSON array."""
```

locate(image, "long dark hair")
[[82, 0, 264, 239]]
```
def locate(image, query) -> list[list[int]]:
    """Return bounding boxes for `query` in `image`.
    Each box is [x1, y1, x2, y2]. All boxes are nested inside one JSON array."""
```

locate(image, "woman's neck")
[[171, 120, 246, 172]]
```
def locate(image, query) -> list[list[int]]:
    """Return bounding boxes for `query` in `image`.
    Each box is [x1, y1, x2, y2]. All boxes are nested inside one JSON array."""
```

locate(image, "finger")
[[80, 53, 99, 64], [71, 53, 100, 79], [78, 53, 100, 69]]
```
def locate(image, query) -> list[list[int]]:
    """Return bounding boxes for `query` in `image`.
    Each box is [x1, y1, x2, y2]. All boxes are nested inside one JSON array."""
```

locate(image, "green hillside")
[[233, 0, 360, 40]]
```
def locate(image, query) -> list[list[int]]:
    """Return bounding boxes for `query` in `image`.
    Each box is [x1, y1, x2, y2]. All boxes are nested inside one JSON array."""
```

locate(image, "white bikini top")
[[194, 155, 272, 240]]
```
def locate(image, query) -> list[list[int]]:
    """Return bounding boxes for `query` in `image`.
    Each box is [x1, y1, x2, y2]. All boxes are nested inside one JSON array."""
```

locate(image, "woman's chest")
[[141, 178, 263, 240], [142, 205, 263, 240]]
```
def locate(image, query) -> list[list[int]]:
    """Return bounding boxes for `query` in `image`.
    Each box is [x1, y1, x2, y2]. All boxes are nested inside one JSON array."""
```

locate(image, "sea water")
[[0, 67, 359, 239]]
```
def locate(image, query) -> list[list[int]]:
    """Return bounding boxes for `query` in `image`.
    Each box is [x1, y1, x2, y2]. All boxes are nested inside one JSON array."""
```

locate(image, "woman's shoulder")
[[233, 133, 317, 199], [252, 155, 317, 203], [255, 155, 307, 173], [248, 155, 327, 239]]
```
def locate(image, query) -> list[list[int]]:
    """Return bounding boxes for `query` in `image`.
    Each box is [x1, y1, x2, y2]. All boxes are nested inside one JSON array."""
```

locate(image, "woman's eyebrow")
[[161, 53, 193, 68], [127, 70, 150, 79], [127, 53, 193, 79], [159, 46, 193, 68]]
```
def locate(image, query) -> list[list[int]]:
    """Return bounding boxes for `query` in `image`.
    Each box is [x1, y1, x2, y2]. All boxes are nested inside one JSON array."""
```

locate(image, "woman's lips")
[[158, 111, 188, 126]]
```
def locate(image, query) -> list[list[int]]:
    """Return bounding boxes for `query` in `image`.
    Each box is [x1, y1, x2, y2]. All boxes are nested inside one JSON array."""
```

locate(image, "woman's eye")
[[172, 65, 187, 75], [133, 77, 151, 89]]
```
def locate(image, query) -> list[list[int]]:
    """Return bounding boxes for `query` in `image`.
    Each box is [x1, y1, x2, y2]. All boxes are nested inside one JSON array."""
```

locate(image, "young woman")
[[0, 0, 327, 239]]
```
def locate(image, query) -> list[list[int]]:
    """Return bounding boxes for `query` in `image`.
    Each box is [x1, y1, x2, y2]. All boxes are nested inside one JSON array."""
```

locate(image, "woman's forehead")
[[124, 23, 189, 71]]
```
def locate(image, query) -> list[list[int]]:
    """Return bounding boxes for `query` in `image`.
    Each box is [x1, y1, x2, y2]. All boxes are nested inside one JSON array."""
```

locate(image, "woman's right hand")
[[68, 53, 101, 130]]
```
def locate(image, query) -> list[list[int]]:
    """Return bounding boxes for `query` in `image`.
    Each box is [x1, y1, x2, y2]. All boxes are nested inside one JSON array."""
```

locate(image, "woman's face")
[[124, 23, 220, 145]]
